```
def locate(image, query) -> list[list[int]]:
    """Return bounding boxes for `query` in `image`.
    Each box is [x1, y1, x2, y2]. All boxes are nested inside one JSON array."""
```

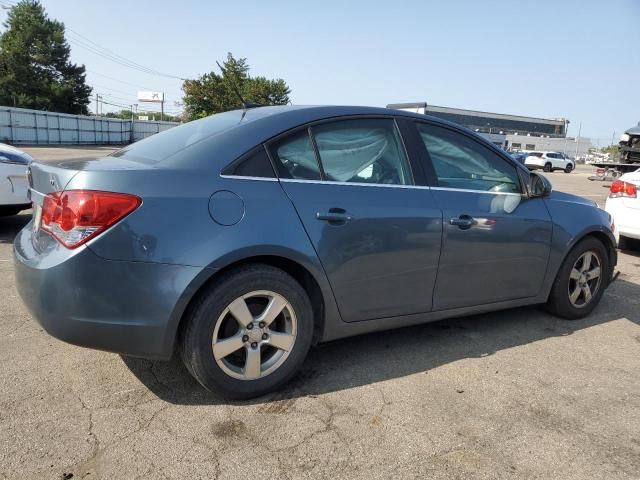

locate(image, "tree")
[[182, 53, 290, 120], [600, 144, 619, 157], [104, 109, 182, 123], [0, 0, 92, 114]]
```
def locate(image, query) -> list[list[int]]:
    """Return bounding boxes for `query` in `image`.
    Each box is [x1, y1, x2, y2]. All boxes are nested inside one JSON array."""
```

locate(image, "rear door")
[[413, 121, 553, 311], [269, 117, 443, 323]]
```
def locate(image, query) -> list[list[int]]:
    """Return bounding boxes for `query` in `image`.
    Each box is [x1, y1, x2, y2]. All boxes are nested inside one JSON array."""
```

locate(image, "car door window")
[[417, 123, 521, 193], [270, 129, 321, 180], [311, 119, 412, 185]]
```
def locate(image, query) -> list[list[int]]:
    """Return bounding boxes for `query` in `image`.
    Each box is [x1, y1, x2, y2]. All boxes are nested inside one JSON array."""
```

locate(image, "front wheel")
[[564, 164, 573, 173], [546, 237, 609, 319], [180, 264, 314, 399]]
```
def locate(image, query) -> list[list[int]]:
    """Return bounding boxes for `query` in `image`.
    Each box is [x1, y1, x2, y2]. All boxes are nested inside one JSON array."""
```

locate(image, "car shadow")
[[0, 212, 30, 244], [122, 276, 640, 406]]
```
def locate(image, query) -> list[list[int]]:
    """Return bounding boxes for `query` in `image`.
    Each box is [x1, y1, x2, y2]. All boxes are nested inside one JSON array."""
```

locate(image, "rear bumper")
[[13, 224, 208, 360]]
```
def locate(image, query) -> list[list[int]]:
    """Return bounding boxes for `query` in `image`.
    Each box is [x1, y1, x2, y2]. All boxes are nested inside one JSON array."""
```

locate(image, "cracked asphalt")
[[1, 147, 639, 479]]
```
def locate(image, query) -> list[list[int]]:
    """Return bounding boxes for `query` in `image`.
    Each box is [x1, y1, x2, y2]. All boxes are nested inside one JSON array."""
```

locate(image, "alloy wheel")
[[212, 290, 297, 380], [567, 251, 602, 308]]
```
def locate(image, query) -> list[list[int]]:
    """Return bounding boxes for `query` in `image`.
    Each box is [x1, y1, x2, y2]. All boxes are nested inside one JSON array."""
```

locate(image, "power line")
[[1, 0, 185, 81], [67, 30, 186, 80], [85, 70, 155, 91]]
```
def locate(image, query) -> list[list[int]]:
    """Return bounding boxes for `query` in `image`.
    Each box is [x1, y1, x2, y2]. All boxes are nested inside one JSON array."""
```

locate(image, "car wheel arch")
[[170, 253, 328, 356], [549, 229, 617, 297]]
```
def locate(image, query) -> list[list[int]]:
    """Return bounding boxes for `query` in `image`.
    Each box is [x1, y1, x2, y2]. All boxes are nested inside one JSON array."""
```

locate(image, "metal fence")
[[0, 106, 179, 145]]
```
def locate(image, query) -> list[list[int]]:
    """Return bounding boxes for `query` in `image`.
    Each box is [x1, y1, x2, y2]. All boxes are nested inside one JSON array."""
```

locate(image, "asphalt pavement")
[[1, 150, 638, 479]]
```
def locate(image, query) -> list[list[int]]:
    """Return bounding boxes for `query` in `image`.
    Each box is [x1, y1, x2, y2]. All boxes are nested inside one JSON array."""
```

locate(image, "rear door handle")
[[316, 208, 351, 225], [449, 215, 475, 229]]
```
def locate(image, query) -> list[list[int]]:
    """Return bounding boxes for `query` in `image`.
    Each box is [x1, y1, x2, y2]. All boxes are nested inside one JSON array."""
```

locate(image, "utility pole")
[[161, 99, 164, 122], [574, 122, 582, 159], [95, 94, 102, 116], [610, 131, 616, 147]]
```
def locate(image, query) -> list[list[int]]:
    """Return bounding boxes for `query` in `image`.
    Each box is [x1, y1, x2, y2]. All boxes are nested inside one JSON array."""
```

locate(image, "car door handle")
[[449, 215, 475, 229], [316, 208, 351, 225]]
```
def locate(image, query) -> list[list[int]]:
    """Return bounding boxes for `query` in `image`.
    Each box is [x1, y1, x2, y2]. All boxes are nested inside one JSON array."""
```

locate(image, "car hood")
[[547, 190, 597, 208]]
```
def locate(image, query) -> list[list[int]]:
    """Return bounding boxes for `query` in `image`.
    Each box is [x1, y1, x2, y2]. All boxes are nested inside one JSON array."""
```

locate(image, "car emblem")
[[50, 176, 59, 190]]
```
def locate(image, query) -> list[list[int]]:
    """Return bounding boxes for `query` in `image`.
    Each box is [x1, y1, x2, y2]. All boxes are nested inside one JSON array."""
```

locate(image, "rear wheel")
[[543, 163, 552, 172], [546, 237, 609, 319], [180, 264, 314, 399]]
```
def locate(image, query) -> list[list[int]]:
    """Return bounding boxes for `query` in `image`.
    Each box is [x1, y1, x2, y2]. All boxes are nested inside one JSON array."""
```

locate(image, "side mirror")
[[529, 172, 552, 198]]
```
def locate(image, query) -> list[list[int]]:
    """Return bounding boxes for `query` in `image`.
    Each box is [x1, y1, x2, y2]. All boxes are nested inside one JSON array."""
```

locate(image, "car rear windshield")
[[111, 110, 244, 164]]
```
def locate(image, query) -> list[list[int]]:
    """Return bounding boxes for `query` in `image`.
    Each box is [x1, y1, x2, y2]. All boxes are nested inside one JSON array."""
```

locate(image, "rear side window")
[[270, 129, 321, 180], [311, 118, 412, 185], [223, 147, 275, 178], [417, 123, 521, 193]]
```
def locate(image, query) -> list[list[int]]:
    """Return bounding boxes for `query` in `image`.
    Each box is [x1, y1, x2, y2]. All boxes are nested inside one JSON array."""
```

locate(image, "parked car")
[[525, 151, 574, 173], [0, 143, 32, 216], [510, 151, 528, 164], [605, 168, 640, 249], [14, 106, 616, 399]]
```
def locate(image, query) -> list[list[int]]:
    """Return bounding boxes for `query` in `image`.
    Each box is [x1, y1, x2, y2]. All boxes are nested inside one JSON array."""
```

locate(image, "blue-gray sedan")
[[14, 106, 617, 398]]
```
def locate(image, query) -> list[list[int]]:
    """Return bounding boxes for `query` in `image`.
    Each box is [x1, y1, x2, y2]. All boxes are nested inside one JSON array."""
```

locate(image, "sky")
[[1, 0, 639, 144]]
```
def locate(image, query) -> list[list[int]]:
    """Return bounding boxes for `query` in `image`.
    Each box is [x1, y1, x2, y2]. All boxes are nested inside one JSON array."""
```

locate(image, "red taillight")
[[609, 180, 637, 198], [40, 190, 141, 249]]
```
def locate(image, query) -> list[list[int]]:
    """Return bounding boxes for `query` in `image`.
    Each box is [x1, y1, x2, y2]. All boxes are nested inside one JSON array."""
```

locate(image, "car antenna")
[[216, 61, 262, 111]]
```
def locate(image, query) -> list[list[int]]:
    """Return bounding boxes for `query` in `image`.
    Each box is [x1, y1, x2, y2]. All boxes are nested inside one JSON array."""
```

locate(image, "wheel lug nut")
[[251, 342, 258, 349], [242, 335, 249, 342], [262, 333, 268, 340], [259, 322, 265, 328], [246, 323, 254, 330]]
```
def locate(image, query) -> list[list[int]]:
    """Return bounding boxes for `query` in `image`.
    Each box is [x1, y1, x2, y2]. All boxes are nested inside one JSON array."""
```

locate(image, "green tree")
[[104, 109, 181, 123], [600, 144, 619, 157], [182, 53, 290, 120], [0, 0, 92, 114]]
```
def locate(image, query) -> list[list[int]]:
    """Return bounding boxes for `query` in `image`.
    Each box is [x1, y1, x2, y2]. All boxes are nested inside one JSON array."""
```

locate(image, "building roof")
[[386, 102, 566, 126]]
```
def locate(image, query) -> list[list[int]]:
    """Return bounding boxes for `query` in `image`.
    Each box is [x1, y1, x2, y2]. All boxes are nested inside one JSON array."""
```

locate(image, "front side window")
[[417, 123, 521, 193], [270, 129, 321, 180], [312, 119, 412, 185]]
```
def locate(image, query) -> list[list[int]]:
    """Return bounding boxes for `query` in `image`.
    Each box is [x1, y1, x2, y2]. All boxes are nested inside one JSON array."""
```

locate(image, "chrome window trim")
[[219, 175, 279, 182], [279, 178, 432, 190], [430, 186, 522, 196]]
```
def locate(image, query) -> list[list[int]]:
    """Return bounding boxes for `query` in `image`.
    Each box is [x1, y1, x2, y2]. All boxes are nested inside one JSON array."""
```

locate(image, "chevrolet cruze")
[[14, 106, 616, 398]]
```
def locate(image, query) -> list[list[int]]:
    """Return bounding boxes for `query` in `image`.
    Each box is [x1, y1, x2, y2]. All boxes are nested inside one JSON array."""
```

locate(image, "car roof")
[[0, 142, 27, 154], [116, 105, 525, 173]]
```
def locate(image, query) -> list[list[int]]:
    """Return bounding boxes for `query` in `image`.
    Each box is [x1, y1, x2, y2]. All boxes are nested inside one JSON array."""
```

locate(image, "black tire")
[[0, 206, 23, 217], [564, 164, 573, 173], [546, 237, 609, 320], [617, 235, 637, 251], [180, 264, 314, 399], [543, 163, 552, 172]]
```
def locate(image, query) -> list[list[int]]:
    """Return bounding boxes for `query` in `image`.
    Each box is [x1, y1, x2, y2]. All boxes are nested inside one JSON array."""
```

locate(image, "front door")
[[414, 122, 553, 311], [268, 118, 443, 322]]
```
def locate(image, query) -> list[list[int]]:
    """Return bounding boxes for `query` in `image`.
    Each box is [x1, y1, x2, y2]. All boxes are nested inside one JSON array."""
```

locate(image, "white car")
[[605, 169, 640, 248], [525, 151, 574, 173], [0, 143, 32, 216]]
